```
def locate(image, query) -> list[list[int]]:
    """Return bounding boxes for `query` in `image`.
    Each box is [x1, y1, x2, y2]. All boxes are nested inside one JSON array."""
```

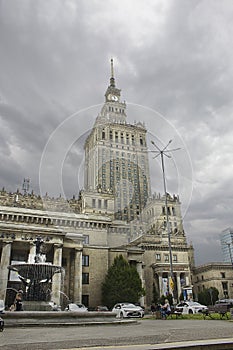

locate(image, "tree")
[[198, 287, 219, 306], [101, 255, 145, 309]]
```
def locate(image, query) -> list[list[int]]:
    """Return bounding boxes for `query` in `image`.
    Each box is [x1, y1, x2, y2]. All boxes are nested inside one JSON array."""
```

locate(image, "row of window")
[[155, 253, 178, 262], [108, 106, 125, 114], [82, 255, 89, 284], [92, 198, 108, 209], [196, 272, 226, 282], [101, 130, 145, 146]]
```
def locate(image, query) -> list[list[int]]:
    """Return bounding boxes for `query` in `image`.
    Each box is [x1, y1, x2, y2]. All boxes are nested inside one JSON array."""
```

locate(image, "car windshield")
[[122, 303, 137, 308], [189, 302, 202, 306]]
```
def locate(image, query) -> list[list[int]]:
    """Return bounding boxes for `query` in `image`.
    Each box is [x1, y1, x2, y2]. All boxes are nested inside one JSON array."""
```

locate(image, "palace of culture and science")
[[0, 60, 195, 309]]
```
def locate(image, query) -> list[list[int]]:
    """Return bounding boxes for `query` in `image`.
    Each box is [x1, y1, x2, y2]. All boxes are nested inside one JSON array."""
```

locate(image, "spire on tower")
[[110, 58, 115, 87]]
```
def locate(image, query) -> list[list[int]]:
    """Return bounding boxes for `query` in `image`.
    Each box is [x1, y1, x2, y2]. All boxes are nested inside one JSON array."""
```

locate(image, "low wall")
[[2, 311, 119, 327]]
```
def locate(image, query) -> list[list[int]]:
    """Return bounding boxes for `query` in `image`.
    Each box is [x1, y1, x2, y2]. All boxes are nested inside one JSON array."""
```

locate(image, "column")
[[176, 274, 181, 301], [185, 275, 190, 286], [73, 249, 82, 304], [0, 241, 12, 301], [51, 244, 63, 306], [136, 262, 144, 307], [158, 273, 163, 297], [28, 242, 36, 263]]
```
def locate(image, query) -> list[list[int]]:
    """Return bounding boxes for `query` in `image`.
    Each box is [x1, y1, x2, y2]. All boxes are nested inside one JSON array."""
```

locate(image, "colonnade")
[[157, 271, 190, 300]]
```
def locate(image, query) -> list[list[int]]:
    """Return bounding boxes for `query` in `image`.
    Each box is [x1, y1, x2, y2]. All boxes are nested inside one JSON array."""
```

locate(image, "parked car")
[[215, 299, 233, 311], [175, 301, 208, 314], [0, 317, 4, 332], [112, 303, 144, 318], [65, 303, 88, 312], [96, 305, 109, 311], [0, 300, 5, 314], [48, 301, 61, 311]]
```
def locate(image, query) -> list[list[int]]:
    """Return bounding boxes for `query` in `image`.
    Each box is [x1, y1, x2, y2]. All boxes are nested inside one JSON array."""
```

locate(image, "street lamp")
[[151, 140, 181, 301]]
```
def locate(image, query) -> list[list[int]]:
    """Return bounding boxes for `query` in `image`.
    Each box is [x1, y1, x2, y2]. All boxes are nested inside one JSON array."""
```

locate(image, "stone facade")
[[0, 61, 194, 309], [192, 263, 233, 300]]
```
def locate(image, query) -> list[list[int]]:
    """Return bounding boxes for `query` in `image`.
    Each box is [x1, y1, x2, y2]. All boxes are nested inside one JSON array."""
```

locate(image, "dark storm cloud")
[[0, 0, 233, 265]]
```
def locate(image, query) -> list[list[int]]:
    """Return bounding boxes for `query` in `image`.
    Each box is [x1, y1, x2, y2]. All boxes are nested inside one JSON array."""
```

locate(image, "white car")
[[112, 303, 144, 318], [65, 303, 88, 312], [0, 300, 4, 314], [175, 301, 208, 314]]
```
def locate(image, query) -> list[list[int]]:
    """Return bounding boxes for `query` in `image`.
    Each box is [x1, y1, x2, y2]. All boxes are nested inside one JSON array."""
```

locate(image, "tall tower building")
[[84, 59, 151, 222], [220, 227, 233, 264]]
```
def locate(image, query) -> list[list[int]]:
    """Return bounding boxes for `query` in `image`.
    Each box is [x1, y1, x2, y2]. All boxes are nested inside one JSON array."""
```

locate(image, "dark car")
[[215, 299, 233, 311], [0, 317, 4, 332]]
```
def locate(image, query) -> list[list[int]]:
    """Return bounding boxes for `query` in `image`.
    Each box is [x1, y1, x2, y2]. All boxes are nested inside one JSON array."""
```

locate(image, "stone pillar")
[[136, 262, 144, 307], [185, 275, 190, 286], [28, 242, 36, 263], [73, 249, 82, 304], [176, 274, 181, 301], [0, 241, 12, 301], [52, 244, 63, 306], [158, 273, 163, 297]]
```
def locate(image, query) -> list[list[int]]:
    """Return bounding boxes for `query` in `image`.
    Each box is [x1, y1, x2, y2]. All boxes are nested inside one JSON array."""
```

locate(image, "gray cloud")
[[0, 0, 233, 265]]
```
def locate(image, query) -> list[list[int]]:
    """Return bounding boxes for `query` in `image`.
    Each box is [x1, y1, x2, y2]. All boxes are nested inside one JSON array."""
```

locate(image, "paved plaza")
[[1, 318, 233, 350]]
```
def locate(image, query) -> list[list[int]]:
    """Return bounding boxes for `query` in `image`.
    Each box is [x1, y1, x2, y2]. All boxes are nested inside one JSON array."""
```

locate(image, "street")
[[1, 318, 233, 350]]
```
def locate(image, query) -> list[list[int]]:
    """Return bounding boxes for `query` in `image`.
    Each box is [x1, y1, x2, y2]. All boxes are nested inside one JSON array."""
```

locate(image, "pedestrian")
[[150, 304, 156, 315], [15, 290, 23, 311], [160, 298, 171, 319]]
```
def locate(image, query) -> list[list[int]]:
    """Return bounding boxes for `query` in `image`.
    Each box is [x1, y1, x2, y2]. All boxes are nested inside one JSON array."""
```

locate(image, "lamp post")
[[151, 140, 181, 302]]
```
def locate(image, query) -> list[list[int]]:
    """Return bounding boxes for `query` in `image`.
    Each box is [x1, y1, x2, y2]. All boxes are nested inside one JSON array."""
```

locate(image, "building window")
[[173, 254, 177, 262], [83, 235, 89, 244], [82, 295, 89, 307], [164, 254, 169, 262], [222, 281, 228, 297], [82, 273, 89, 284], [221, 272, 226, 278], [92, 199, 96, 207], [156, 253, 161, 261], [82, 255, 89, 266]]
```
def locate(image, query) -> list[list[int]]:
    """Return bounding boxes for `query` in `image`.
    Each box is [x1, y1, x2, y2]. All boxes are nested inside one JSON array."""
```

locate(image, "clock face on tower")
[[108, 94, 119, 102]]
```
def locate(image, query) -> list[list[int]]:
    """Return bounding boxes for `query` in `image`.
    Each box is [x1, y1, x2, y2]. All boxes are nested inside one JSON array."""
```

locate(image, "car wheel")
[[188, 309, 193, 314]]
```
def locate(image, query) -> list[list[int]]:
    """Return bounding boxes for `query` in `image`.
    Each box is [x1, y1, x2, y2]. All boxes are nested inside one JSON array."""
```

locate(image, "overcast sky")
[[1, 0, 233, 265]]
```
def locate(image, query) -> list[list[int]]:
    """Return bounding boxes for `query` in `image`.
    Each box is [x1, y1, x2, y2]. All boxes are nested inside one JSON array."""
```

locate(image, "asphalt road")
[[1, 318, 233, 350]]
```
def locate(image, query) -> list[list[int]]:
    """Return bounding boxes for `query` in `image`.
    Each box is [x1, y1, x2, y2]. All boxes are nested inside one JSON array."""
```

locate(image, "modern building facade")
[[0, 61, 194, 309], [220, 228, 233, 265]]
